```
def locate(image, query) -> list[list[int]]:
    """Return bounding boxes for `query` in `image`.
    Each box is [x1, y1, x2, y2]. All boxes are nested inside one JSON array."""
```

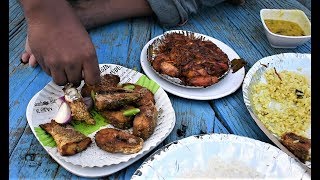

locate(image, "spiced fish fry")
[[95, 128, 144, 154], [40, 120, 92, 156], [133, 101, 158, 140], [94, 92, 141, 111], [63, 83, 95, 125], [281, 132, 311, 163], [122, 83, 155, 106], [81, 74, 120, 97], [99, 105, 136, 129]]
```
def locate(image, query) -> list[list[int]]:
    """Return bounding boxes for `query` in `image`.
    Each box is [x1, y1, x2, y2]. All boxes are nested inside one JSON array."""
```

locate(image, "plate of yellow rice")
[[242, 53, 311, 169]]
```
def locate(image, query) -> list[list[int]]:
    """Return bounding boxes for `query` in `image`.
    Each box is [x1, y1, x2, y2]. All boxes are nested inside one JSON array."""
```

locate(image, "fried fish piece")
[[122, 83, 155, 106], [94, 92, 141, 111], [40, 120, 92, 156], [95, 128, 143, 154], [81, 74, 120, 97], [281, 132, 311, 163], [99, 106, 136, 129], [63, 83, 95, 125], [133, 101, 158, 140]]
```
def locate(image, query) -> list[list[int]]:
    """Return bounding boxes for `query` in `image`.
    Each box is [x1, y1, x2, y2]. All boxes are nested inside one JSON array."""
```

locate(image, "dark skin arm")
[[71, 0, 154, 29], [20, 0, 153, 84]]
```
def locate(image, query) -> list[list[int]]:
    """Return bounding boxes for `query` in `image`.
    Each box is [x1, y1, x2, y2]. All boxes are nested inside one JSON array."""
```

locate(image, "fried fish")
[[81, 74, 120, 97], [95, 128, 143, 154], [63, 83, 95, 125], [94, 92, 141, 111], [99, 106, 136, 129], [133, 101, 158, 140], [40, 120, 92, 156], [122, 83, 155, 106], [281, 132, 311, 163]]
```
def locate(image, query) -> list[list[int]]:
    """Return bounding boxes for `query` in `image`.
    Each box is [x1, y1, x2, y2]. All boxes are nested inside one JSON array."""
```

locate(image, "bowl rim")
[[260, 8, 311, 39]]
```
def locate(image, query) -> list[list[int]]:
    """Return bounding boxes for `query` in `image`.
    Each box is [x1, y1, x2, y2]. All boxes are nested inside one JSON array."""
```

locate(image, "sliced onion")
[[56, 96, 66, 105], [54, 101, 72, 124], [83, 97, 93, 110]]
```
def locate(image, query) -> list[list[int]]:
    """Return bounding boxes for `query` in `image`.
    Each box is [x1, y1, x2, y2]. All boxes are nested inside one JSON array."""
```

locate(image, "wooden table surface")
[[9, 0, 311, 179]]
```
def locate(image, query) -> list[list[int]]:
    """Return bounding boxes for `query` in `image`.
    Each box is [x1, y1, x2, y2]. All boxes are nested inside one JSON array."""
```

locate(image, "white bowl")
[[260, 9, 311, 48]]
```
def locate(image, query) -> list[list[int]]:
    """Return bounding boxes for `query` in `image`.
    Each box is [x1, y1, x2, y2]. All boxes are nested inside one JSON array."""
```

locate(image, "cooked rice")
[[252, 68, 311, 138], [179, 157, 264, 178]]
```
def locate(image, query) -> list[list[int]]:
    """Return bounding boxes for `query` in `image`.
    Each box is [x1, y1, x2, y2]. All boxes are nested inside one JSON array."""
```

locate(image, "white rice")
[[178, 157, 264, 179]]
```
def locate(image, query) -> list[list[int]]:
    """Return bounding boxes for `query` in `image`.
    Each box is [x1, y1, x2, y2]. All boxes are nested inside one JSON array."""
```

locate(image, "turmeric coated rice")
[[252, 68, 311, 138]]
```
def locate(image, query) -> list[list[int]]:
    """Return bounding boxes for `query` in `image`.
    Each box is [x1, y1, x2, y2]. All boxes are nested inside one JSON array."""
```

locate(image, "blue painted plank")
[[9, 69, 51, 155], [297, 0, 311, 10], [9, 23, 27, 66], [89, 20, 132, 66], [9, 126, 60, 179]]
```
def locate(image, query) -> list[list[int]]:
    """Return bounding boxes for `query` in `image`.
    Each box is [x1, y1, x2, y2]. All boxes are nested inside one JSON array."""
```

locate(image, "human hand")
[[22, 0, 100, 86]]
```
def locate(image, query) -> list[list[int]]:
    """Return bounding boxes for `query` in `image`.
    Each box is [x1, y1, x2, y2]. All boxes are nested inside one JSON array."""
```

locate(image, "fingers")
[[82, 55, 101, 86], [21, 52, 30, 64], [29, 54, 38, 67], [65, 64, 82, 87], [51, 69, 68, 86]]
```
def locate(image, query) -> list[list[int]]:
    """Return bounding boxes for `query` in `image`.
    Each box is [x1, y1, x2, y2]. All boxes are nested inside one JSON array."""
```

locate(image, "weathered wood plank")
[[9, 23, 26, 66], [9, 126, 60, 179], [9, 70, 51, 155], [297, 0, 311, 10]]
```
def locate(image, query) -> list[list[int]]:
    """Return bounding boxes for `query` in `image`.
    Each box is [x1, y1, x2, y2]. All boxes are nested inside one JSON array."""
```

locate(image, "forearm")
[[19, 0, 82, 27], [71, 0, 154, 29]]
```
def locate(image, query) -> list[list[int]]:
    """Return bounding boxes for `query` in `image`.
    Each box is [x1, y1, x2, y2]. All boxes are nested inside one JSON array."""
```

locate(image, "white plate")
[[242, 53, 311, 168], [26, 64, 176, 173], [131, 134, 310, 179], [140, 30, 245, 100]]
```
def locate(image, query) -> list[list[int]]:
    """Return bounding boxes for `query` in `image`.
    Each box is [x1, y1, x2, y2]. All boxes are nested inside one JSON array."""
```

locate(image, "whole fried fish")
[[63, 83, 95, 125], [40, 120, 92, 156]]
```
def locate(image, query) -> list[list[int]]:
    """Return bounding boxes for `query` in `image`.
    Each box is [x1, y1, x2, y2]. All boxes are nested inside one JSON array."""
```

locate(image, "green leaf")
[[71, 110, 108, 136], [34, 127, 56, 147], [136, 75, 160, 94]]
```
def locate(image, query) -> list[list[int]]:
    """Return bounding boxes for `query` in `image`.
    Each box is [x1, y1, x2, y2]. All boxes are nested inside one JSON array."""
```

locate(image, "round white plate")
[[140, 30, 245, 100], [131, 134, 310, 179], [242, 53, 311, 169], [26, 64, 176, 168]]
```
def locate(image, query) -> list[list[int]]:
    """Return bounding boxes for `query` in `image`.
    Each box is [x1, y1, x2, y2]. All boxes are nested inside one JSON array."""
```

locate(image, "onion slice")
[[54, 101, 72, 124]]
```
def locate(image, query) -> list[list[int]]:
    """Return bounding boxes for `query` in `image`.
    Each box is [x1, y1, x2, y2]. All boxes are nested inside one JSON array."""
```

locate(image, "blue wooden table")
[[9, 0, 311, 179]]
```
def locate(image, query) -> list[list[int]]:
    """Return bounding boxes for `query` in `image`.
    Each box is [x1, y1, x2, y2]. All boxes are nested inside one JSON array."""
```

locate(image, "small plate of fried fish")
[[26, 64, 176, 169], [141, 30, 246, 100]]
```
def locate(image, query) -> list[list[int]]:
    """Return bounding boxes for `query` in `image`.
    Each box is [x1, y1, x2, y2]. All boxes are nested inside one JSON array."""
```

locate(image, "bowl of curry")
[[260, 9, 311, 48]]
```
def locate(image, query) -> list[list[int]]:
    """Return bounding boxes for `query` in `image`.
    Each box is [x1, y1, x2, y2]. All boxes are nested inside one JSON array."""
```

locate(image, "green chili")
[[123, 108, 140, 116], [91, 90, 96, 103], [123, 84, 135, 90]]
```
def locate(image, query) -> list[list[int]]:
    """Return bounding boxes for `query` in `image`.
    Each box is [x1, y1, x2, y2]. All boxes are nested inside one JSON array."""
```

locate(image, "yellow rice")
[[252, 68, 311, 138]]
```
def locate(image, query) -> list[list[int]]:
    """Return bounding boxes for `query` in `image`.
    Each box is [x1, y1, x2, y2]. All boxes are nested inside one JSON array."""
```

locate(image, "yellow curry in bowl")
[[264, 19, 305, 36]]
